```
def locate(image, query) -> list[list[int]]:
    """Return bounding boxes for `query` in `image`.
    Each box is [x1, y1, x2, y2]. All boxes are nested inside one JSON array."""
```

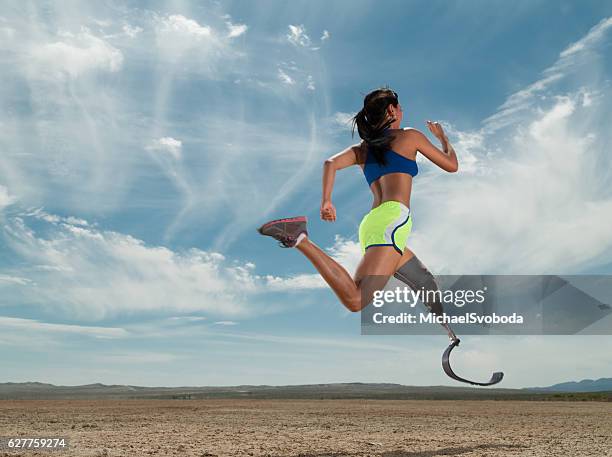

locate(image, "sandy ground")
[[0, 399, 610, 457]]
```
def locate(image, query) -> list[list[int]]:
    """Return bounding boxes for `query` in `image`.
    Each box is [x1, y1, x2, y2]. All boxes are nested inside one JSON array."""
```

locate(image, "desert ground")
[[0, 399, 610, 457]]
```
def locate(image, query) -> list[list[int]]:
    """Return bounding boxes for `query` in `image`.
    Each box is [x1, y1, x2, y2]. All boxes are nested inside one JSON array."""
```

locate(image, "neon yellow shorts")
[[359, 201, 412, 255]]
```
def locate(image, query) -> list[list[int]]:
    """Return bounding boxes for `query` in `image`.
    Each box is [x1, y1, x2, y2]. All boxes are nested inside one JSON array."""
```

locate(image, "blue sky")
[[1, 0, 612, 388]]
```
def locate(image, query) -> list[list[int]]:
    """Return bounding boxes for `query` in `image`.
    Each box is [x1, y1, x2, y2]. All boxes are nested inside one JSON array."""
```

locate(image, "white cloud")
[[159, 14, 212, 38], [559, 17, 612, 58], [321, 30, 330, 41], [21, 207, 91, 227], [278, 68, 295, 85], [122, 24, 143, 38], [287, 24, 311, 47], [266, 273, 324, 291], [0, 316, 128, 338], [306, 75, 315, 91], [0, 208, 357, 317], [578, 88, 599, 107], [326, 235, 362, 273], [1, 4, 326, 252], [275, 62, 317, 90], [1, 212, 265, 320], [149, 113, 332, 250], [331, 111, 355, 129], [408, 92, 612, 275], [0, 274, 32, 285], [65, 216, 89, 226], [154, 14, 215, 63], [226, 21, 248, 38], [153, 13, 242, 73], [483, 16, 612, 134], [97, 351, 182, 363], [146, 137, 183, 160], [483, 73, 563, 133], [442, 122, 486, 175], [0, 185, 16, 209], [27, 28, 123, 80]]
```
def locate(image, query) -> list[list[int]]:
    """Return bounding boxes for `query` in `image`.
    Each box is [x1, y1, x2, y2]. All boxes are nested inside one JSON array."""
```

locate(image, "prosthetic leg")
[[394, 256, 504, 386]]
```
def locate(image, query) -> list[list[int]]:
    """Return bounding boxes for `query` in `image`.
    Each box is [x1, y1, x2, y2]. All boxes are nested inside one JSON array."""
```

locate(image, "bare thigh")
[[353, 246, 403, 310]]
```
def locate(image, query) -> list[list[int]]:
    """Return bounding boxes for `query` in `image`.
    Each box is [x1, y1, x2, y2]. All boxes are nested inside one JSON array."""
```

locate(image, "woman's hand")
[[426, 120, 448, 143], [320, 200, 337, 222]]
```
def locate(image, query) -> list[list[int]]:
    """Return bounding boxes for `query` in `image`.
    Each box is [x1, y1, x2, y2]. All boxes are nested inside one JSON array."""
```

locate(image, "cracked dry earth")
[[0, 400, 611, 457]]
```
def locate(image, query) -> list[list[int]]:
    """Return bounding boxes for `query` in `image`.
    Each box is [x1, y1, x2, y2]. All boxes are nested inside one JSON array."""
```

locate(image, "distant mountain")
[[526, 378, 612, 392], [0, 381, 527, 400], [1, 380, 610, 400]]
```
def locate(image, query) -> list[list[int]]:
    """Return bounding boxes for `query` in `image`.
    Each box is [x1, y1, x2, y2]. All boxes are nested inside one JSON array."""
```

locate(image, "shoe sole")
[[257, 216, 307, 235]]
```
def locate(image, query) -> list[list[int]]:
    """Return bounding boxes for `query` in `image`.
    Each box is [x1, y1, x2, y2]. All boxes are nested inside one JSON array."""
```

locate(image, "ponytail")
[[351, 88, 399, 165]]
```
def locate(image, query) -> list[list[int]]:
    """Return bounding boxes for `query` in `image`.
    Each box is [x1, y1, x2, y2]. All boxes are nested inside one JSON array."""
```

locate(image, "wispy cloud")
[[226, 21, 248, 39], [0, 316, 128, 338], [306, 75, 316, 91], [287, 24, 311, 47], [559, 17, 612, 58], [483, 16, 612, 133], [0, 274, 31, 285], [27, 28, 123, 81], [151, 12, 247, 79], [0, 185, 16, 210], [1, 210, 262, 320], [408, 25, 612, 274], [1, 3, 330, 252], [146, 137, 183, 160], [277, 67, 295, 85], [331, 111, 356, 129], [122, 24, 143, 38], [2, 204, 344, 321], [97, 351, 183, 364], [286, 24, 330, 51]]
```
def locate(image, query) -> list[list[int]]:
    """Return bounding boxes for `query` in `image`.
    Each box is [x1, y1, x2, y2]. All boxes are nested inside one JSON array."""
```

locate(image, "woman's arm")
[[408, 122, 458, 173], [320, 143, 362, 221]]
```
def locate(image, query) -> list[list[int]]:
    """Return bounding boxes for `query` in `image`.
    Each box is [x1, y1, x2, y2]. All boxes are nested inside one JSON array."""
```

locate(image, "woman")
[[258, 88, 458, 312]]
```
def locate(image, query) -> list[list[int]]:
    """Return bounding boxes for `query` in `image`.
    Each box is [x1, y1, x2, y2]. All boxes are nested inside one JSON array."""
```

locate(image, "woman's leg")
[[297, 237, 402, 312], [258, 215, 404, 312]]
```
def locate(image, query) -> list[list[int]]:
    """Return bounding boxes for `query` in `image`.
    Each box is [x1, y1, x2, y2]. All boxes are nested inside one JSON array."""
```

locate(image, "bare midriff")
[[369, 172, 413, 209]]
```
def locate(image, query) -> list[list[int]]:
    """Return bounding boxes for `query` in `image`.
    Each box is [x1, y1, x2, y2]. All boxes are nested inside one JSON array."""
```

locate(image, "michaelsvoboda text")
[[371, 312, 524, 325]]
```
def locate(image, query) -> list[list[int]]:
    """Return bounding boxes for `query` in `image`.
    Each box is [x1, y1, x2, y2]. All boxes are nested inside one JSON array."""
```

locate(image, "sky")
[[1, 0, 612, 388]]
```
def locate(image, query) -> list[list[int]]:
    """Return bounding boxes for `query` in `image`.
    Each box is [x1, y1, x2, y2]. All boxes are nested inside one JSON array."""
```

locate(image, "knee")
[[344, 294, 363, 313], [395, 255, 443, 315], [396, 255, 437, 288]]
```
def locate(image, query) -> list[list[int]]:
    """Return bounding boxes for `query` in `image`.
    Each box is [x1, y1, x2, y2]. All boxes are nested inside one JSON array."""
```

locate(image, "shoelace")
[[278, 236, 296, 248]]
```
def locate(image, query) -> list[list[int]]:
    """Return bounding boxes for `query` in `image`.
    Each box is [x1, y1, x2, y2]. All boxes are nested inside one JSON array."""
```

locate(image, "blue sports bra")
[[363, 147, 418, 186]]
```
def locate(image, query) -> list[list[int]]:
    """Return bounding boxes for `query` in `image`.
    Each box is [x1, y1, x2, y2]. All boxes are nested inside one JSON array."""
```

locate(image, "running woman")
[[258, 88, 458, 312]]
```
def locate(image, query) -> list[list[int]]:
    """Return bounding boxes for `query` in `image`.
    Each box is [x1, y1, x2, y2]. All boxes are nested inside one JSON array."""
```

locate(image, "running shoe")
[[257, 216, 308, 248]]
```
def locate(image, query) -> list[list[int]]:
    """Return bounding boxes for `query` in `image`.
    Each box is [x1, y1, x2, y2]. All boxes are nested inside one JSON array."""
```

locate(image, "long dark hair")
[[351, 87, 399, 165]]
